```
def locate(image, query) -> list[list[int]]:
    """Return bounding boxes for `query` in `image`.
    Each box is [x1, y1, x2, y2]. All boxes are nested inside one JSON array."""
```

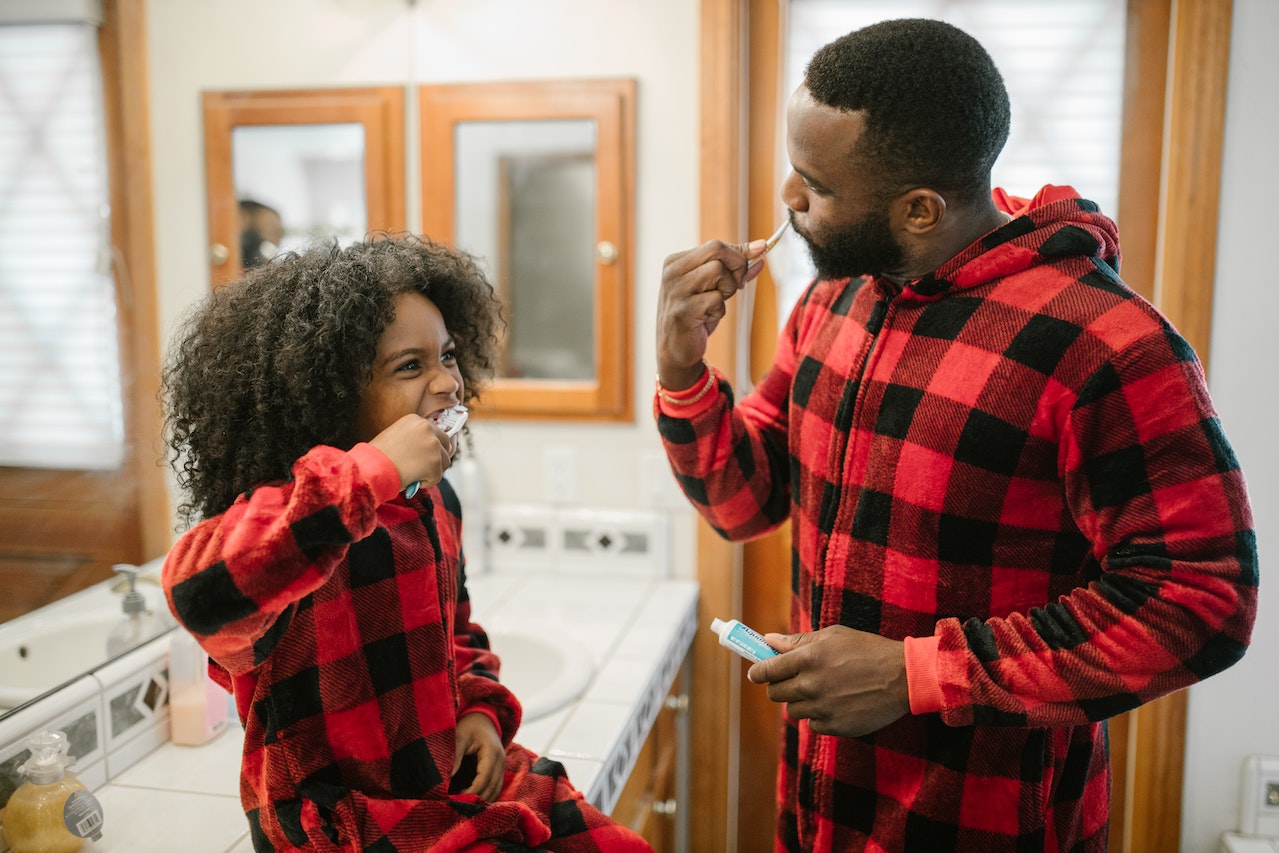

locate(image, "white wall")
[[146, 0, 703, 574], [1182, 0, 1279, 849]]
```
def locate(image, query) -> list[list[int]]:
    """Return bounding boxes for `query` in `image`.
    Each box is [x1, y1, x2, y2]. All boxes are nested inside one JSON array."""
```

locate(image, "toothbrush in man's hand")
[[745, 218, 791, 278], [404, 404, 468, 499]]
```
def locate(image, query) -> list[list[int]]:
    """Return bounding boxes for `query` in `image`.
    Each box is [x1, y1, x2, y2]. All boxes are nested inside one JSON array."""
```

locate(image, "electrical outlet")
[[543, 445, 579, 505], [1240, 754, 1279, 839]]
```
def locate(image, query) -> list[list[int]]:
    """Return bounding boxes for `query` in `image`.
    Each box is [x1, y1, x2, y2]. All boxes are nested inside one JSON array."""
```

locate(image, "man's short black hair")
[[804, 18, 1011, 205]]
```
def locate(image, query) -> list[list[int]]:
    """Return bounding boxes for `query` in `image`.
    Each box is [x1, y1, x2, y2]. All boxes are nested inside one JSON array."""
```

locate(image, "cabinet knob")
[[664, 693, 689, 713], [210, 243, 230, 266], [596, 240, 618, 264], [652, 798, 677, 816]]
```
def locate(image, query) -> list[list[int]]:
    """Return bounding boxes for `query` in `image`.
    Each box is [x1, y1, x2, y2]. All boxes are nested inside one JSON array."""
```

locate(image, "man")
[[238, 198, 284, 268], [655, 18, 1256, 853]]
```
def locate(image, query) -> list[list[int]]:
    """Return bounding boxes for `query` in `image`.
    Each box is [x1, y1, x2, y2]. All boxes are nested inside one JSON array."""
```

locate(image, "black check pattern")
[[163, 445, 648, 851], [657, 188, 1257, 852]]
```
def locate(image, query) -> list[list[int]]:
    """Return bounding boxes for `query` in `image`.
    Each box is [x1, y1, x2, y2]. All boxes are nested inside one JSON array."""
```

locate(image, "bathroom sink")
[[0, 614, 170, 709], [486, 628, 594, 722], [0, 592, 592, 720]]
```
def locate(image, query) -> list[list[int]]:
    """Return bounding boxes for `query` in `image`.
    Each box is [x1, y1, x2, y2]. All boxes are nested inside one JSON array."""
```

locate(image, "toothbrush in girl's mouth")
[[746, 218, 791, 277], [404, 404, 468, 499]]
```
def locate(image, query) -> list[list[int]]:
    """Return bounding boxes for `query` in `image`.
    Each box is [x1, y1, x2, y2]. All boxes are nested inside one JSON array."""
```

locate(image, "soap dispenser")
[[1, 730, 103, 853], [106, 563, 163, 657]]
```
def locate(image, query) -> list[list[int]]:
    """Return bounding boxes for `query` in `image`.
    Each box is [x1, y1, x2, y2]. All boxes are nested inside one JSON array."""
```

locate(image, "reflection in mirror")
[[420, 79, 635, 421], [455, 120, 597, 381], [203, 87, 406, 288], [0, 12, 170, 722], [0, 557, 175, 715], [0, 87, 410, 722], [232, 123, 367, 259]]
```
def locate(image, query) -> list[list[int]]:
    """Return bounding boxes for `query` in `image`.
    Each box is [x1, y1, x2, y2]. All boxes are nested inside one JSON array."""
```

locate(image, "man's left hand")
[[748, 625, 910, 737]]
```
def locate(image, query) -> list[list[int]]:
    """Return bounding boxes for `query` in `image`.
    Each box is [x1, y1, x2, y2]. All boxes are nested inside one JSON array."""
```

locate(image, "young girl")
[[160, 236, 650, 852]]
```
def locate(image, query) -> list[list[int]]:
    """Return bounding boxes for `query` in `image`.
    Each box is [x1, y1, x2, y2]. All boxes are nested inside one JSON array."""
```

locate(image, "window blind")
[[770, 0, 1127, 322], [0, 20, 125, 470]]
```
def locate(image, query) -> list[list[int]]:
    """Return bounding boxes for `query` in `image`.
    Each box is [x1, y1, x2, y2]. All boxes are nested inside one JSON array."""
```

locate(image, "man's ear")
[[894, 188, 946, 234]]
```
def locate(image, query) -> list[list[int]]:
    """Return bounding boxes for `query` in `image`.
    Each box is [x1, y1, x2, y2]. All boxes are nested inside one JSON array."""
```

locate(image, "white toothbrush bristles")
[[404, 405, 469, 497], [747, 219, 791, 275]]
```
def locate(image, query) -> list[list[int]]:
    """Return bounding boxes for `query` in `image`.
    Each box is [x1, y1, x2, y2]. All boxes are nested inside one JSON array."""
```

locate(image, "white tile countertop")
[[70, 574, 698, 853]]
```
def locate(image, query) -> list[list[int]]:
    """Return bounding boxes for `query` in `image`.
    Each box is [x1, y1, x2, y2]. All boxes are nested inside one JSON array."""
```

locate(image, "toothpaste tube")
[[709, 617, 779, 663]]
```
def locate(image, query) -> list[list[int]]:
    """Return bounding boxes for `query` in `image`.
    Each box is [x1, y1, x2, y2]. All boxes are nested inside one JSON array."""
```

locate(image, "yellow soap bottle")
[[1, 730, 104, 853]]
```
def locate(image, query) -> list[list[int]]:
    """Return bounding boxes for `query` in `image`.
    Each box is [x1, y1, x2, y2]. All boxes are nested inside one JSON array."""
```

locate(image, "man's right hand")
[[656, 238, 766, 390]]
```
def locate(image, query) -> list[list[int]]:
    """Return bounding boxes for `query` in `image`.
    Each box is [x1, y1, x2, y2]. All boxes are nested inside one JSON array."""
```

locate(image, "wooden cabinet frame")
[[419, 80, 635, 422], [201, 86, 407, 288]]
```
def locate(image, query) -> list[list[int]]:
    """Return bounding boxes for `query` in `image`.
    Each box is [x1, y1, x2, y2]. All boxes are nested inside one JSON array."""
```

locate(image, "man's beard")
[[798, 207, 904, 281]]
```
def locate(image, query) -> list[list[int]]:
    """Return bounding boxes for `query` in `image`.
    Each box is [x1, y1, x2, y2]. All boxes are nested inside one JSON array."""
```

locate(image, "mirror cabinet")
[[202, 86, 407, 287], [420, 80, 635, 421], [201, 79, 635, 422]]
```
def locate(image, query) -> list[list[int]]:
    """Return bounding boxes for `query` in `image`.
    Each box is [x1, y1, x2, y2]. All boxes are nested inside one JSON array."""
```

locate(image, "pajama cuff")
[[654, 363, 721, 419], [349, 442, 404, 505], [903, 634, 943, 715], [459, 704, 503, 738]]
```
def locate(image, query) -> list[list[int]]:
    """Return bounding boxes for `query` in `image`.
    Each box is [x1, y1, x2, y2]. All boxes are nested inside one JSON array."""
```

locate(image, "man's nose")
[[779, 170, 807, 214]]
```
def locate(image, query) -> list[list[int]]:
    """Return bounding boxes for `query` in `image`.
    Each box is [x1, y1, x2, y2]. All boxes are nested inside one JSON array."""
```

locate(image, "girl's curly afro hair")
[[162, 234, 504, 524]]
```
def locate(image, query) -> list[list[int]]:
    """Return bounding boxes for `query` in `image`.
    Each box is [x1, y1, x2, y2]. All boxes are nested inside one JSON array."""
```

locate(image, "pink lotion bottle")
[[168, 628, 228, 746]]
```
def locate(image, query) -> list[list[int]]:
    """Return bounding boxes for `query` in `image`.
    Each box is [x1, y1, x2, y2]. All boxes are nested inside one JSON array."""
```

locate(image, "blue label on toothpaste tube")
[[711, 617, 779, 663]]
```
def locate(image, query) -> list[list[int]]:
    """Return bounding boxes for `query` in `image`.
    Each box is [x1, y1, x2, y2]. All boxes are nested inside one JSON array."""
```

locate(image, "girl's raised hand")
[[367, 413, 455, 493]]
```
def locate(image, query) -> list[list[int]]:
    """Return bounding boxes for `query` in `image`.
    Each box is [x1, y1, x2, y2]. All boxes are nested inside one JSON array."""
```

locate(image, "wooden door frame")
[[695, 0, 1233, 850], [100, 0, 167, 563]]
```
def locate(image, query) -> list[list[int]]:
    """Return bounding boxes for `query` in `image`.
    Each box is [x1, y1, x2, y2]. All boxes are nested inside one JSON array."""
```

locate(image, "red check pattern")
[[163, 443, 649, 852], [657, 186, 1257, 852]]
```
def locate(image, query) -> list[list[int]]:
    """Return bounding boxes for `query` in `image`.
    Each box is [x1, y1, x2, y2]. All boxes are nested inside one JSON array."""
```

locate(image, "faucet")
[[109, 564, 162, 594]]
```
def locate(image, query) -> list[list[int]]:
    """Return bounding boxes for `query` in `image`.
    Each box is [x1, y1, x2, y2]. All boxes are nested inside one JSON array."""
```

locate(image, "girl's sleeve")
[[161, 442, 402, 676], [434, 477, 521, 743], [452, 570, 520, 745]]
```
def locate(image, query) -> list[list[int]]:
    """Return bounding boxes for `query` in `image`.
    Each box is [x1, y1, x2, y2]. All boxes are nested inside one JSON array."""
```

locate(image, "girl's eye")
[[441, 350, 458, 364], [396, 359, 421, 373]]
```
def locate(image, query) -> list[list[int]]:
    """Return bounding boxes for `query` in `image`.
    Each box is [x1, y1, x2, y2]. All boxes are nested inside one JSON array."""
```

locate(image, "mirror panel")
[[455, 120, 598, 381], [232, 123, 367, 262], [420, 80, 635, 421], [203, 87, 406, 287]]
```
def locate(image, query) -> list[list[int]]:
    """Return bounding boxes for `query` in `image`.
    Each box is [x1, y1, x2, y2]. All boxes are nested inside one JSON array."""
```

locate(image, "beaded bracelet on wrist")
[[655, 359, 715, 406]]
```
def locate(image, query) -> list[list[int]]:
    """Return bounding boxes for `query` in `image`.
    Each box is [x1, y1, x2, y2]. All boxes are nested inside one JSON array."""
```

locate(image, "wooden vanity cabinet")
[[611, 664, 688, 852]]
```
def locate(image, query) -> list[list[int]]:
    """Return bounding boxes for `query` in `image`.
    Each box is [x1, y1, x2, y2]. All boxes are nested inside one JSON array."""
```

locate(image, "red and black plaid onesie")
[[162, 442, 650, 852], [656, 186, 1257, 852]]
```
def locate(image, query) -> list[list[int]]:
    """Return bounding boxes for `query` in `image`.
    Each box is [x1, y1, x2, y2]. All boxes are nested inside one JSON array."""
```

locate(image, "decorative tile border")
[[486, 505, 671, 578], [0, 628, 174, 853], [486, 505, 558, 572], [0, 675, 106, 831], [577, 585, 697, 815]]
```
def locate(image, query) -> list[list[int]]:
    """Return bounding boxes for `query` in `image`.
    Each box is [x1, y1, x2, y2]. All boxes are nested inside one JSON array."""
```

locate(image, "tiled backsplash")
[[486, 505, 671, 577]]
